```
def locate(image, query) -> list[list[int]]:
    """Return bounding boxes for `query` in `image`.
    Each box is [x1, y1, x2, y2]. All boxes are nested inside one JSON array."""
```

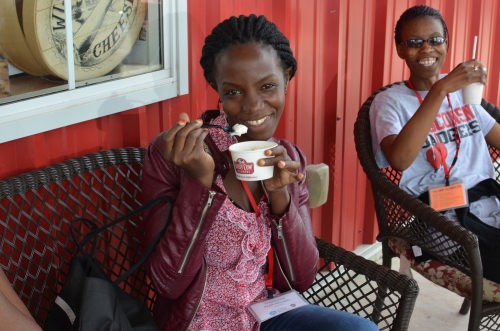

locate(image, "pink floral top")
[[189, 116, 272, 331]]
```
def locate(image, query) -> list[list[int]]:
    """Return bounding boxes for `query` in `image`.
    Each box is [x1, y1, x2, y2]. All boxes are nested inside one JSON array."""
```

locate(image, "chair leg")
[[460, 298, 471, 315], [467, 297, 482, 331], [382, 240, 393, 269], [370, 241, 392, 325]]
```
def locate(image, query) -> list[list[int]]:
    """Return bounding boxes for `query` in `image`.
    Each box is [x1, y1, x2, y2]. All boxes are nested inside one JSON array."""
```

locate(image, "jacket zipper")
[[184, 257, 208, 331], [273, 219, 295, 282], [178, 191, 215, 274]]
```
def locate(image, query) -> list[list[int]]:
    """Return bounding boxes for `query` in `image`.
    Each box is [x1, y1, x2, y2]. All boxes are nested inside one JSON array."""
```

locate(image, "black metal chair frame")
[[354, 81, 500, 330], [0, 147, 418, 330]]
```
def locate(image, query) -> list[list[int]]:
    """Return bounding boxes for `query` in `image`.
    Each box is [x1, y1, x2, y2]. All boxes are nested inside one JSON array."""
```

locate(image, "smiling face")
[[396, 16, 448, 89], [213, 42, 290, 142]]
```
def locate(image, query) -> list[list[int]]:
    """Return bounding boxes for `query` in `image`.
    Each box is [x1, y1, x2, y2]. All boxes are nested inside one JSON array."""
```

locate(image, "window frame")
[[0, 0, 188, 144]]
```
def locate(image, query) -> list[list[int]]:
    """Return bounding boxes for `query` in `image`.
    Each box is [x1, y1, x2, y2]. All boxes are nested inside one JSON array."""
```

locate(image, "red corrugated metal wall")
[[1, 0, 499, 250]]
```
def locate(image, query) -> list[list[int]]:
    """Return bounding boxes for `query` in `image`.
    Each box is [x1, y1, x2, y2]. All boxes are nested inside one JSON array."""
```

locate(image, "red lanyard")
[[240, 181, 274, 297], [407, 80, 461, 185]]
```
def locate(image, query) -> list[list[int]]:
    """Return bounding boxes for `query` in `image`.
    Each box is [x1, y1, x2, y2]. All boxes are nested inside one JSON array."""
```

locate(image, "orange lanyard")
[[240, 181, 274, 298], [407, 80, 461, 186]]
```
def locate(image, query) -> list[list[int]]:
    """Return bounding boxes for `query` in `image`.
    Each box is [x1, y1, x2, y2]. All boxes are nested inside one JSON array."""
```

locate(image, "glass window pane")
[[0, 0, 163, 104]]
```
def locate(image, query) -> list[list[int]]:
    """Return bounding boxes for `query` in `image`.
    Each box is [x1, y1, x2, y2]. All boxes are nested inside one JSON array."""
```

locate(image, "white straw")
[[472, 35, 478, 60]]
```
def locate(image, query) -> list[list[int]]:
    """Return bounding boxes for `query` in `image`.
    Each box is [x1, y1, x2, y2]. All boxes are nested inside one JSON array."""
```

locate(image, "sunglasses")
[[401, 36, 446, 48]]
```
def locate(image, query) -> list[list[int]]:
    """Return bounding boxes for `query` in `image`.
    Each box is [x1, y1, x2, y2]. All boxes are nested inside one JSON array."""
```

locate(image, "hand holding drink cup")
[[462, 35, 486, 105]]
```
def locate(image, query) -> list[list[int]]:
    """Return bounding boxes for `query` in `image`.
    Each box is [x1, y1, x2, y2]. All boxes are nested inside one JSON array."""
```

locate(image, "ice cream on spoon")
[[230, 123, 248, 136], [202, 123, 248, 136]]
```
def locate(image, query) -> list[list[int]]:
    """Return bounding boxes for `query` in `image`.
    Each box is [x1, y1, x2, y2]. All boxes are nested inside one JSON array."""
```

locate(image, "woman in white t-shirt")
[[370, 5, 500, 282]]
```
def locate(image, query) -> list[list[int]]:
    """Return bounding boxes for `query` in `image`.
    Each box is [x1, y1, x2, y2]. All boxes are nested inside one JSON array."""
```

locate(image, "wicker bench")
[[0, 147, 418, 330]]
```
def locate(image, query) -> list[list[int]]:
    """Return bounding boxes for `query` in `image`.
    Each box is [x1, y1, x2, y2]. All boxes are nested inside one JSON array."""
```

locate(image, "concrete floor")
[[357, 243, 470, 331], [403, 266, 469, 331]]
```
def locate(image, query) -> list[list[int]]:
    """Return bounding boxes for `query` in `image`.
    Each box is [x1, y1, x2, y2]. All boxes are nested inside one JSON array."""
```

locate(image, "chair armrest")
[[303, 238, 419, 331], [370, 168, 480, 275], [482, 98, 500, 123], [367, 173, 484, 313]]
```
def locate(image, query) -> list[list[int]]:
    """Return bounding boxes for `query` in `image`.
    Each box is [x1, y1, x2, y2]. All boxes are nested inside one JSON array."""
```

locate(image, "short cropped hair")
[[394, 5, 448, 45]]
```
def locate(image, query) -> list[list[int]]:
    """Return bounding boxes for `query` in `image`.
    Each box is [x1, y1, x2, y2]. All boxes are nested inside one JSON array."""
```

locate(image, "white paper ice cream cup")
[[229, 141, 278, 181]]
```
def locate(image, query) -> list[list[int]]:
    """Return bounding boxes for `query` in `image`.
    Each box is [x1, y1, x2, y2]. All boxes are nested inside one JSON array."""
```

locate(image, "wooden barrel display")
[[0, 52, 11, 96], [0, 1, 51, 76], [0, 0, 146, 81]]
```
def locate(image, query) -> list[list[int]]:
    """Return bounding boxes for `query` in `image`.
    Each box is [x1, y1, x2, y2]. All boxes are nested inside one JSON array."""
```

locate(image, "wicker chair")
[[0, 147, 418, 330], [354, 81, 500, 330]]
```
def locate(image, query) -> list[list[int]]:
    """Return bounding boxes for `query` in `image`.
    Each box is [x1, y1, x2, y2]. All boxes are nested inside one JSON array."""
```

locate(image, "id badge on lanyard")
[[240, 181, 310, 323], [248, 290, 309, 323], [429, 182, 469, 211]]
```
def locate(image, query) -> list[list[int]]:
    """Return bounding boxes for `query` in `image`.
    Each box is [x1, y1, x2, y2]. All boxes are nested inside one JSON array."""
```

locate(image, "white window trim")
[[0, 0, 188, 144]]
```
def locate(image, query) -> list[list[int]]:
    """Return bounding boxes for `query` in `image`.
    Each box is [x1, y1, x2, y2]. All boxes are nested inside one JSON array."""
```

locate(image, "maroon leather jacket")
[[141, 120, 318, 331]]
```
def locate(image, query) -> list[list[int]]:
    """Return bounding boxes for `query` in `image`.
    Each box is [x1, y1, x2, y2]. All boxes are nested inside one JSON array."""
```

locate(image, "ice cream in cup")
[[229, 141, 278, 181]]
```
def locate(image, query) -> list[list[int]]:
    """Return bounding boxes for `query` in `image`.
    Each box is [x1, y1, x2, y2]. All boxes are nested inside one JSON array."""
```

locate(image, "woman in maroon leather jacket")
[[142, 14, 378, 331]]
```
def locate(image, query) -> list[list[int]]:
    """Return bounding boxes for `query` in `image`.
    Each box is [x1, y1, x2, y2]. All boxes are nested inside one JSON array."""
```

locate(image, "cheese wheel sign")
[[22, 0, 146, 81], [0, 1, 51, 76]]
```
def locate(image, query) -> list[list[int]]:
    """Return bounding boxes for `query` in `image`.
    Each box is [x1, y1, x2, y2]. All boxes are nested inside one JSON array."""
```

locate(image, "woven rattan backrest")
[[354, 82, 411, 239], [0, 147, 154, 326]]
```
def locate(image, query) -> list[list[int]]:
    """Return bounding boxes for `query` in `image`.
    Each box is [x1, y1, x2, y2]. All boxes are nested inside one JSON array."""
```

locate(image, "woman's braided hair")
[[200, 14, 297, 89], [394, 5, 448, 45]]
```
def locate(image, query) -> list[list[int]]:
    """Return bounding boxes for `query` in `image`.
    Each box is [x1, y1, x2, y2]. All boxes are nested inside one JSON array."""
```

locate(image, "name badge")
[[248, 290, 309, 323], [428, 182, 469, 211]]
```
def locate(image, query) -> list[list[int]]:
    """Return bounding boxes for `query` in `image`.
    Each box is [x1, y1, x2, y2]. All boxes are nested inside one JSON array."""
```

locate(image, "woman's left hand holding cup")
[[259, 145, 304, 214]]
